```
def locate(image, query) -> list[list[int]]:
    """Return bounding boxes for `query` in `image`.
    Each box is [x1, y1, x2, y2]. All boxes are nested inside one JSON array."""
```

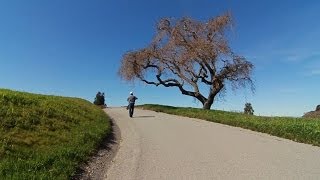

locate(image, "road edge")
[[72, 109, 121, 180]]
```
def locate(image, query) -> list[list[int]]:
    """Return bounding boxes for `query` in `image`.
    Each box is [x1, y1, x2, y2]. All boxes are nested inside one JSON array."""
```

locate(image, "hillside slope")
[[0, 89, 111, 179]]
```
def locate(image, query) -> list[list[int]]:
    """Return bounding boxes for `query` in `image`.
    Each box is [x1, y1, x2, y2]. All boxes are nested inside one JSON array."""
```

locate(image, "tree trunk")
[[202, 96, 214, 109], [202, 82, 224, 109], [202, 83, 223, 109]]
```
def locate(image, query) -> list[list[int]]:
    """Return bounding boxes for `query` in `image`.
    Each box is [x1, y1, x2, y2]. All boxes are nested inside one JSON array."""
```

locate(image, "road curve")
[[104, 107, 320, 180]]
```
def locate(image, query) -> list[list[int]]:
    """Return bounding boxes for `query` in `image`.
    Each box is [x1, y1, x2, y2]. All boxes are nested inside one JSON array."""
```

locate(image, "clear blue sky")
[[0, 0, 319, 117]]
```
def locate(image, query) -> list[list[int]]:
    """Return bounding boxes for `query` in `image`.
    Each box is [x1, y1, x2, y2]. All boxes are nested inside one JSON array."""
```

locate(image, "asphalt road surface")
[[104, 107, 320, 180]]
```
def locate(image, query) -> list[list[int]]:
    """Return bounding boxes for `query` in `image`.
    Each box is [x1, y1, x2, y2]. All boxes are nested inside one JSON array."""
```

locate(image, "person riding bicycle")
[[127, 92, 138, 118]]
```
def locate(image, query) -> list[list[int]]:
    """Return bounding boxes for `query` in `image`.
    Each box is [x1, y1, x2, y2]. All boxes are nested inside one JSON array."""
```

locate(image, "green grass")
[[0, 89, 111, 179], [139, 104, 320, 147]]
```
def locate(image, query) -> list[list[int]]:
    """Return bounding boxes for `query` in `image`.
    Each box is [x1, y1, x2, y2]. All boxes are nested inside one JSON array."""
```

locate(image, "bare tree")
[[119, 12, 254, 109]]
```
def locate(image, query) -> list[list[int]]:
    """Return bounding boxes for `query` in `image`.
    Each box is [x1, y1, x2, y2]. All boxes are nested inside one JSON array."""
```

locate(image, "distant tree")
[[316, 105, 320, 111], [244, 103, 254, 115], [118, 12, 254, 109], [94, 92, 105, 106]]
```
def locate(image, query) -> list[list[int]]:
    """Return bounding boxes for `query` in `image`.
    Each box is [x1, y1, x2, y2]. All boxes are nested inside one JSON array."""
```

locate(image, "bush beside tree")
[[244, 102, 254, 115]]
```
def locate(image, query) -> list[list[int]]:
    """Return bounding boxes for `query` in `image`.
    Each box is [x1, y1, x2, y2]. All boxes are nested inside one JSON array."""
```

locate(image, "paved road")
[[104, 107, 320, 180]]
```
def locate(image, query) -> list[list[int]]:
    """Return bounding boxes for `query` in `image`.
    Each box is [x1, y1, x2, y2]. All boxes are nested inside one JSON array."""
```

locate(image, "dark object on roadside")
[[94, 92, 106, 107], [244, 102, 254, 115], [303, 104, 320, 118]]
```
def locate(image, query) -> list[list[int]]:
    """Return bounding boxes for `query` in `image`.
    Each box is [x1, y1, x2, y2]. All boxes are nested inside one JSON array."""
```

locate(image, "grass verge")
[[0, 89, 111, 179], [139, 104, 320, 147]]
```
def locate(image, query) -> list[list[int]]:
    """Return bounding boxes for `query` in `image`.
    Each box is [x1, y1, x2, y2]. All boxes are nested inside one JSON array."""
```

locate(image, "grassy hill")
[[139, 104, 320, 147], [0, 89, 111, 179]]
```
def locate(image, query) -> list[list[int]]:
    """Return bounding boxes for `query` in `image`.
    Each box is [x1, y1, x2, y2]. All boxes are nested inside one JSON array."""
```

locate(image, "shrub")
[[244, 102, 254, 115], [93, 92, 105, 106]]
